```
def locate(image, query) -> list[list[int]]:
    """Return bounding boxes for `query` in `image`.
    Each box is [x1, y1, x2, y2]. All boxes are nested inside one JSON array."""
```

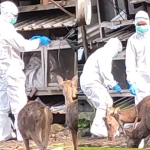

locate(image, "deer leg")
[[143, 135, 150, 148], [23, 138, 30, 150], [41, 128, 50, 149], [115, 115, 127, 139], [71, 130, 77, 150], [132, 107, 138, 131], [30, 130, 46, 150]]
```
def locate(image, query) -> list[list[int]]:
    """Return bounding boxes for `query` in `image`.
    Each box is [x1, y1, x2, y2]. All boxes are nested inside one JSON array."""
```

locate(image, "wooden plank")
[[96, 0, 105, 38], [28, 88, 37, 97], [40, 0, 49, 5], [100, 19, 133, 28], [18, 0, 76, 13], [44, 47, 48, 89], [41, 48, 46, 89], [49, 0, 76, 18]]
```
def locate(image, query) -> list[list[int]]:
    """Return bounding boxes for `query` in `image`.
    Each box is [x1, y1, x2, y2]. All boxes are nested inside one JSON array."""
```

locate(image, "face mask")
[[10, 17, 17, 25], [136, 25, 149, 34]]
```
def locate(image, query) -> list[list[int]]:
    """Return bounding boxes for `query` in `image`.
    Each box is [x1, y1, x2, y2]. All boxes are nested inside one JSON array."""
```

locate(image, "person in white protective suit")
[[126, 10, 150, 105], [80, 37, 122, 138], [0, 1, 50, 141], [125, 10, 150, 149]]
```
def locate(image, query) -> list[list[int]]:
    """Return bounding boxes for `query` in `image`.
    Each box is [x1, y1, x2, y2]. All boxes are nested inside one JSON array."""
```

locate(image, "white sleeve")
[[98, 59, 117, 88], [4, 31, 40, 52], [125, 37, 136, 84]]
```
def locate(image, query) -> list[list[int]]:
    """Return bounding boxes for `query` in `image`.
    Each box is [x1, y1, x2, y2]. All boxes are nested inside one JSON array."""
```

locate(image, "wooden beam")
[[100, 19, 134, 27], [18, 0, 76, 13], [49, 0, 76, 18], [96, 0, 105, 38]]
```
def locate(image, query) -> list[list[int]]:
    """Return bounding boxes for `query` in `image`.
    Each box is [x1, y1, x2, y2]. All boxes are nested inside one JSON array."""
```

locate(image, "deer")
[[56, 75, 78, 150], [103, 95, 150, 147], [18, 100, 53, 150], [125, 102, 150, 148]]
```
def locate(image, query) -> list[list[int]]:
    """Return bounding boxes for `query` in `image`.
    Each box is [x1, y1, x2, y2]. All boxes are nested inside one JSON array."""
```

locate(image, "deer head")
[[103, 106, 120, 141], [57, 75, 78, 105], [125, 129, 141, 148]]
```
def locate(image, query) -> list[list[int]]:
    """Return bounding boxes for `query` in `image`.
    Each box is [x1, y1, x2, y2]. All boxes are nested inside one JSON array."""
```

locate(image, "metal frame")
[[21, 47, 45, 92], [22, 40, 76, 96]]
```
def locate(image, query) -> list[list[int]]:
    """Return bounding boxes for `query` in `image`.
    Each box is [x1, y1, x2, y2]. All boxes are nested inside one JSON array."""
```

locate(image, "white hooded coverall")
[[80, 38, 122, 137], [126, 10, 150, 105], [0, 1, 40, 141]]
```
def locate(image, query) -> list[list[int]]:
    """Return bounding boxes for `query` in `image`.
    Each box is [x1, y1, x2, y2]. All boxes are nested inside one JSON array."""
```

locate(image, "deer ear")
[[125, 129, 133, 138], [56, 75, 64, 85], [71, 75, 78, 85]]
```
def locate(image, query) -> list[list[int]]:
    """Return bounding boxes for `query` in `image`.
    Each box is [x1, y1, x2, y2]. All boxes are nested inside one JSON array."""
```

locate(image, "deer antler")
[[114, 107, 120, 115]]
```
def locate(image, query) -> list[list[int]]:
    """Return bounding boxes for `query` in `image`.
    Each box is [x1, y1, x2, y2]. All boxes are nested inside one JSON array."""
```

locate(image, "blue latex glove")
[[112, 84, 122, 93], [29, 35, 41, 40], [39, 36, 51, 46], [129, 84, 138, 95]]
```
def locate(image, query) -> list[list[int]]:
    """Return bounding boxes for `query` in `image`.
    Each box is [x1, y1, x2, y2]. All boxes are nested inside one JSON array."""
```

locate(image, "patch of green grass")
[[78, 119, 90, 129]]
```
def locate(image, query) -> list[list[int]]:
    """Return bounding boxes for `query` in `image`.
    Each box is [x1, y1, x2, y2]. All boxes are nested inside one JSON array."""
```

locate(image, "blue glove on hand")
[[39, 36, 51, 46], [29, 35, 51, 46], [112, 84, 122, 93], [129, 84, 138, 95], [29, 35, 41, 40]]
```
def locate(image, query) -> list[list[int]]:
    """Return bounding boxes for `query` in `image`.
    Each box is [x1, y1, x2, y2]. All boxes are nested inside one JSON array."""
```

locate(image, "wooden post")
[[40, 0, 49, 5], [96, 0, 105, 39], [81, 26, 88, 60], [123, 0, 129, 18]]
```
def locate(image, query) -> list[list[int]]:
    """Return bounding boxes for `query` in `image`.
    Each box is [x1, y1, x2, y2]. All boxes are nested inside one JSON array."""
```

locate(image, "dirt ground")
[[0, 124, 74, 150], [78, 136, 150, 148], [2, 124, 150, 150]]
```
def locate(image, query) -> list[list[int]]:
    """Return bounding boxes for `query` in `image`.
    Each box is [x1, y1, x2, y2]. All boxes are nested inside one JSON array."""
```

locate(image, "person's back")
[[81, 47, 106, 85]]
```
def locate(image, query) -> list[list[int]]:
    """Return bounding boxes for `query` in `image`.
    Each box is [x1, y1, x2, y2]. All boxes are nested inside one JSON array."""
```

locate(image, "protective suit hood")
[[134, 10, 150, 25], [103, 37, 122, 58], [0, 1, 18, 23]]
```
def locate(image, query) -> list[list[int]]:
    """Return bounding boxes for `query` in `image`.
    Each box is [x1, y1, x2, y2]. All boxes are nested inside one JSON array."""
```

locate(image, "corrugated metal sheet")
[[15, 14, 76, 31], [78, 24, 134, 45]]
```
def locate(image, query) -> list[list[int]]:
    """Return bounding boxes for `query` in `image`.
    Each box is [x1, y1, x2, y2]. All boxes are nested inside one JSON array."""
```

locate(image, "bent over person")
[[80, 37, 122, 137]]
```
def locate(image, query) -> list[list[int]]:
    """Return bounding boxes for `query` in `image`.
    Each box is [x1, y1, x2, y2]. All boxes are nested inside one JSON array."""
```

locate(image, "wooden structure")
[[10, 0, 77, 97]]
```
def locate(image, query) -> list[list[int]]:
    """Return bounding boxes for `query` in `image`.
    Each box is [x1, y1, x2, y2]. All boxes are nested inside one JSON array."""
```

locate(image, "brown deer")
[[103, 96, 150, 145], [18, 100, 53, 150], [57, 75, 78, 150], [125, 102, 150, 148]]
